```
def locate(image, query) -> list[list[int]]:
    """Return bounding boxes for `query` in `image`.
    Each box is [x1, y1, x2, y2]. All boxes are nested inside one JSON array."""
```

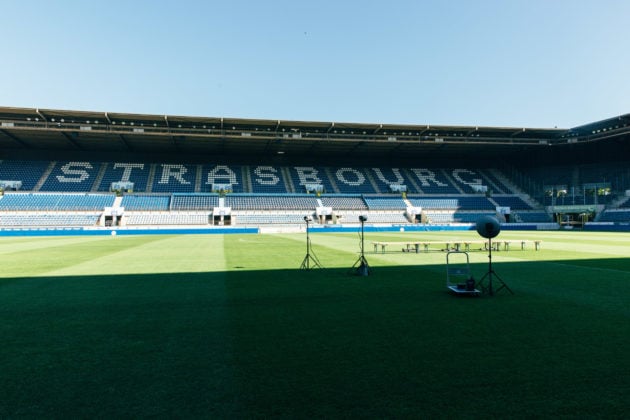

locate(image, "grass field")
[[1, 230, 630, 417]]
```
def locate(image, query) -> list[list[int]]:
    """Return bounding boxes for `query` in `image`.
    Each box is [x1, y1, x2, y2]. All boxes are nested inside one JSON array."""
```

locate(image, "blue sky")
[[1, 0, 628, 128]]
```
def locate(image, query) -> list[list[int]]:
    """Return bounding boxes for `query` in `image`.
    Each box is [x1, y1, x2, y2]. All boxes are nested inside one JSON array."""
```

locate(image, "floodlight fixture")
[[476, 215, 500, 239]]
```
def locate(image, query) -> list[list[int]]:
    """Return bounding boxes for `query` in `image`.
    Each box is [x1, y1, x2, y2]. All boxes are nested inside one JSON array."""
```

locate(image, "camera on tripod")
[[300, 215, 321, 270], [350, 215, 370, 276]]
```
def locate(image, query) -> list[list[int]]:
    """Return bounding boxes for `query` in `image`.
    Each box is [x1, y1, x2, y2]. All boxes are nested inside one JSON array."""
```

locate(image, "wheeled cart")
[[446, 251, 480, 296]]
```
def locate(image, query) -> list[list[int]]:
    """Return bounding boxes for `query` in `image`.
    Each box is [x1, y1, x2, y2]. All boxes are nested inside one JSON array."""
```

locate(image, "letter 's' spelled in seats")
[[249, 166, 289, 193], [40, 162, 100, 192]]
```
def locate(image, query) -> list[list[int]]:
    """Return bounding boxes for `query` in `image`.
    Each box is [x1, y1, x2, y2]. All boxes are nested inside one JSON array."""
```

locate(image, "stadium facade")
[[0, 106, 629, 234]]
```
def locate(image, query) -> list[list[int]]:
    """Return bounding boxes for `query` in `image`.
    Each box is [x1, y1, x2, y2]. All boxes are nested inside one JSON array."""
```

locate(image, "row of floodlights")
[[23, 117, 496, 139], [561, 132, 580, 138], [24, 115, 628, 138], [23, 117, 479, 137], [591, 124, 626, 134], [559, 123, 629, 137], [553, 122, 628, 139], [25, 116, 219, 130]]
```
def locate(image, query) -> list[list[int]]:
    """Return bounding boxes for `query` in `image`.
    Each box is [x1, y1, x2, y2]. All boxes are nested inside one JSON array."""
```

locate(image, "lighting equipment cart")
[[446, 251, 480, 296]]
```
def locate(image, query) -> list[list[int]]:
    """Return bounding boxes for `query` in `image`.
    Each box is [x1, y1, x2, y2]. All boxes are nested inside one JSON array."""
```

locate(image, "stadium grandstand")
[[0, 106, 629, 233]]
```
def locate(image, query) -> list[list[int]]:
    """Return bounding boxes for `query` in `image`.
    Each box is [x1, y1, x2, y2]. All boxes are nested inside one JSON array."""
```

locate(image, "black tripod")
[[477, 237, 513, 295], [351, 217, 370, 276], [300, 218, 322, 270]]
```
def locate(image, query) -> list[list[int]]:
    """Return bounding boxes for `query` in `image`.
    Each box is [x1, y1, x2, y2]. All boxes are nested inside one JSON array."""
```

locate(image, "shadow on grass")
[[1, 259, 630, 418]]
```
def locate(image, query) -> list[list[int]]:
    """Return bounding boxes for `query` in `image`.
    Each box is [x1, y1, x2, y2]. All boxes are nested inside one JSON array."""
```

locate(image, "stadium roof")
[[0, 106, 629, 162]]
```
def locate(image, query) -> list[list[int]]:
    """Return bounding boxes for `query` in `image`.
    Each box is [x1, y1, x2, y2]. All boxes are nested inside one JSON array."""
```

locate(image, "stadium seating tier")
[[3, 158, 627, 227]]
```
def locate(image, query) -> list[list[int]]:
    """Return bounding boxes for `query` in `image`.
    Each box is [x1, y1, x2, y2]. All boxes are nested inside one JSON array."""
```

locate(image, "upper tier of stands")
[[0, 160, 50, 190], [0, 160, 522, 196], [99, 162, 151, 192], [512, 162, 629, 206], [524, 162, 629, 191], [542, 193, 613, 206], [287, 166, 339, 194], [41, 161, 102, 192]]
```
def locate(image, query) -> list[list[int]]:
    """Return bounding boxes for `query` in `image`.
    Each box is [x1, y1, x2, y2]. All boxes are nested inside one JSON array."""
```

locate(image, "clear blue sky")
[[1, 0, 628, 128]]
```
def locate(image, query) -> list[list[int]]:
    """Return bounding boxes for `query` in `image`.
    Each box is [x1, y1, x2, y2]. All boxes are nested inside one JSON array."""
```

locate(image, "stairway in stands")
[[489, 168, 544, 209]]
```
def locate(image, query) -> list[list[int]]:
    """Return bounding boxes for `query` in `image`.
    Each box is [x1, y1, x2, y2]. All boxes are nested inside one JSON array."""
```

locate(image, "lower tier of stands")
[[125, 212, 209, 225], [231, 213, 308, 225], [2, 191, 629, 229], [514, 211, 553, 223], [598, 209, 630, 223], [0, 193, 115, 211], [0, 213, 101, 227], [425, 211, 495, 224], [2, 207, 628, 228], [232, 211, 410, 225]]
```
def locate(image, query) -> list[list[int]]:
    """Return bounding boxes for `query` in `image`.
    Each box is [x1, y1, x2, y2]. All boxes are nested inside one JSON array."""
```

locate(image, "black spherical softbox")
[[476, 215, 501, 239]]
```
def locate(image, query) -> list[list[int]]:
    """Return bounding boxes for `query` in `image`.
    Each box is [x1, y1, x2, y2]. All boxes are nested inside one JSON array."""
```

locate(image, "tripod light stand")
[[476, 216, 513, 296], [351, 215, 370, 276], [300, 216, 322, 270]]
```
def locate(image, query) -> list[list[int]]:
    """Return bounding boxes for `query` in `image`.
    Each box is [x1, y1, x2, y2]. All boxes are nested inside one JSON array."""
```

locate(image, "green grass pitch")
[[1, 230, 630, 417]]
